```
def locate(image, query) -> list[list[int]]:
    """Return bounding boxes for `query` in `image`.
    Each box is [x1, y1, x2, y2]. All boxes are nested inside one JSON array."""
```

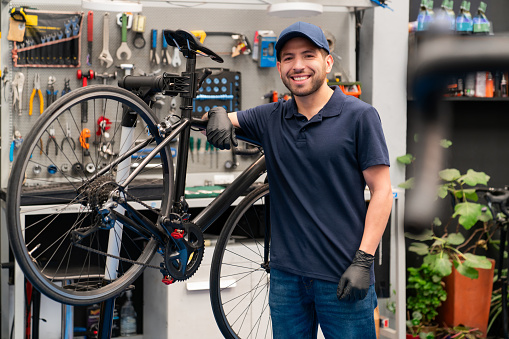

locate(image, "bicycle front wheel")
[[210, 184, 272, 339], [7, 85, 174, 305]]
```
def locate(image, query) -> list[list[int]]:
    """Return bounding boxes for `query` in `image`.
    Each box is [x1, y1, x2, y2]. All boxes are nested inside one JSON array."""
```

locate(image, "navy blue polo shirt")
[[237, 86, 390, 283]]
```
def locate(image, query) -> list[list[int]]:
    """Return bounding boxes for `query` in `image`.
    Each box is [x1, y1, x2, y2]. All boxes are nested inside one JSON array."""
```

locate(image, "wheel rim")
[[7, 86, 173, 304], [212, 185, 272, 338]]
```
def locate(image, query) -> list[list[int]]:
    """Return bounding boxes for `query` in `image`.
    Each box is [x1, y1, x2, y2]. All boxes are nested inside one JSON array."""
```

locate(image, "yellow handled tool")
[[29, 73, 44, 115]]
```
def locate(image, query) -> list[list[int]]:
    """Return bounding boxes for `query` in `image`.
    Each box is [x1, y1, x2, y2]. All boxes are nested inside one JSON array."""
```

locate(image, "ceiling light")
[[267, 2, 323, 18], [81, 0, 143, 12]]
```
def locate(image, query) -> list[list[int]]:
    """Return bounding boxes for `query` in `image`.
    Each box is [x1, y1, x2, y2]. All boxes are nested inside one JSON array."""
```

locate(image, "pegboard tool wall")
[[7, 3, 354, 176]]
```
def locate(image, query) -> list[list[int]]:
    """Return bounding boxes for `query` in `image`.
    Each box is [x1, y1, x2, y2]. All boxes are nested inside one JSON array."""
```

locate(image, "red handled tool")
[[87, 11, 93, 66]]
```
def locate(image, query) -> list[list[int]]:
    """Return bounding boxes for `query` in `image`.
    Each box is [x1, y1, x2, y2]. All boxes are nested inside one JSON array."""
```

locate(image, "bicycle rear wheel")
[[210, 184, 272, 339], [7, 85, 174, 305]]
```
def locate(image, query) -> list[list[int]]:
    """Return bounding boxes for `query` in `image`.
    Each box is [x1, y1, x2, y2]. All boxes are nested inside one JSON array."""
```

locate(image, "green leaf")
[[445, 233, 465, 246], [409, 242, 429, 255], [460, 169, 490, 187], [414, 134, 419, 143], [454, 188, 479, 202], [434, 255, 452, 277], [405, 229, 433, 241], [453, 202, 483, 230], [439, 168, 461, 182], [398, 177, 415, 189], [478, 205, 493, 222], [456, 263, 479, 279], [438, 184, 449, 199], [440, 139, 452, 148], [433, 217, 442, 227], [423, 254, 438, 267], [396, 154, 415, 165], [463, 253, 493, 269]]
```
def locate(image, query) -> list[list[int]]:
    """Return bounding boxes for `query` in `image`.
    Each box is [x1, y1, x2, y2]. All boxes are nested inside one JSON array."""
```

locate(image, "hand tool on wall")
[[99, 13, 114, 68], [64, 20, 72, 65], [189, 136, 194, 162], [87, 11, 94, 66], [46, 76, 58, 108], [56, 31, 64, 65], [77, 70, 94, 122], [9, 130, 23, 162], [150, 29, 160, 65], [12, 72, 25, 116], [197, 137, 201, 162], [29, 73, 43, 115], [71, 15, 80, 65], [61, 78, 71, 96], [172, 47, 182, 67], [79, 128, 91, 156], [46, 127, 58, 155], [61, 123, 76, 151], [161, 32, 171, 65], [48, 32, 58, 64], [191, 30, 252, 57], [118, 63, 135, 76], [96, 71, 117, 84], [116, 13, 132, 61], [132, 13, 146, 49]]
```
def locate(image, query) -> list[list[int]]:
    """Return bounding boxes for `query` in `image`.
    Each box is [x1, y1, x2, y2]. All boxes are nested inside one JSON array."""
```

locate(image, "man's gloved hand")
[[206, 106, 238, 150], [336, 250, 374, 302]]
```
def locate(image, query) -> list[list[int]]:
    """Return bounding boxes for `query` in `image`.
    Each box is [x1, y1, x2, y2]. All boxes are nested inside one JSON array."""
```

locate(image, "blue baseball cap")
[[275, 21, 330, 61]]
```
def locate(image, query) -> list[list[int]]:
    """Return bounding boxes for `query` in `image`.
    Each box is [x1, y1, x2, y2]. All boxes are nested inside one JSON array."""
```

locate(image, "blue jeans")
[[269, 268, 377, 339]]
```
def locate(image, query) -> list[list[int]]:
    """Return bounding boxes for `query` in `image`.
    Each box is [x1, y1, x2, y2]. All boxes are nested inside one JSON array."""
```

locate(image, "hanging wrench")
[[172, 46, 181, 67], [99, 13, 114, 68], [116, 13, 132, 60]]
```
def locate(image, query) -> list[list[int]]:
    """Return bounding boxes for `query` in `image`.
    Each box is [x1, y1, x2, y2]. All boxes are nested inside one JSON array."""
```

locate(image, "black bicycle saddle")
[[163, 29, 224, 63]]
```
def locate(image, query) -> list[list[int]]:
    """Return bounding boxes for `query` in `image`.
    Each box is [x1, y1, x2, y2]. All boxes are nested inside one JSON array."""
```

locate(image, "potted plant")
[[399, 140, 496, 336], [436, 324, 484, 339], [406, 262, 447, 339]]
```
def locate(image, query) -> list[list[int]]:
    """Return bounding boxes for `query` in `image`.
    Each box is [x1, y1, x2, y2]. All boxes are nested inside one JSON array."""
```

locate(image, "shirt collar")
[[284, 86, 347, 119]]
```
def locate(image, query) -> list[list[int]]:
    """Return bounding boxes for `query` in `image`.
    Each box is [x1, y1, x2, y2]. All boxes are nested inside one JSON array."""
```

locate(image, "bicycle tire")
[[210, 184, 272, 339], [7, 85, 174, 305]]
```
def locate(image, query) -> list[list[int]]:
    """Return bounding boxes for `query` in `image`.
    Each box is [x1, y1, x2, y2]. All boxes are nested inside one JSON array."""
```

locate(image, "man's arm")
[[336, 164, 392, 301], [203, 107, 238, 150], [360, 164, 393, 255]]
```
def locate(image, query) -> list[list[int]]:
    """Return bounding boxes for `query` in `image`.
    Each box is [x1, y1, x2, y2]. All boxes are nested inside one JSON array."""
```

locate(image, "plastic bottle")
[[485, 72, 494, 98], [434, 0, 456, 31], [456, 1, 473, 34], [473, 1, 490, 35], [120, 290, 137, 336], [501, 74, 508, 97], [417, 0, 434, 31]]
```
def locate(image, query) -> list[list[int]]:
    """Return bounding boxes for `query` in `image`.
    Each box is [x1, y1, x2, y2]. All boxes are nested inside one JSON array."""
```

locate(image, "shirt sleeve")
[[237, 102, 279, 143], [356, 107, 390, 171]]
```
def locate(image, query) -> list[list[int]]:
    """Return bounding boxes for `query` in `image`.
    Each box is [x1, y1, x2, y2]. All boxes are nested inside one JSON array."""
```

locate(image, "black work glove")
[[336, 250, 374, 302], [206, 106, 238, 150]]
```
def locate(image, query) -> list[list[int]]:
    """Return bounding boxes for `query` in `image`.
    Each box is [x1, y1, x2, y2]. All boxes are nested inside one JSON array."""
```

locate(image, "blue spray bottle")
[[456, 1, 473, 34], [473, 2, 490, 35], [417, 0, 434, 31]]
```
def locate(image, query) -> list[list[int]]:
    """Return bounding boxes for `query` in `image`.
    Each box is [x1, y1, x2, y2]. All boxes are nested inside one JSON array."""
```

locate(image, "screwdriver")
[[189, 136, 194, 162], [197, 138, 202, 163], [205, 141, 210, 167]]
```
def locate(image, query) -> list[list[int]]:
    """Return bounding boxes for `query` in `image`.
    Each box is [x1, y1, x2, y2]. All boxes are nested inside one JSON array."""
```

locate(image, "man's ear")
[[276, 61, 282, 77], [325, 54, 334, 73]]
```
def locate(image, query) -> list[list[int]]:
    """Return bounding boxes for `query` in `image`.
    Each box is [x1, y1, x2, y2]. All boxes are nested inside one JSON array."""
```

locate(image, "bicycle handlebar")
[[476, 187, 509, 217]]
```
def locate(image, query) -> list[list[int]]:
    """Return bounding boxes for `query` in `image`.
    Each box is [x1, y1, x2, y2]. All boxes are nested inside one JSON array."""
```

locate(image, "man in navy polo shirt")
[[205, 21, 392, 338]]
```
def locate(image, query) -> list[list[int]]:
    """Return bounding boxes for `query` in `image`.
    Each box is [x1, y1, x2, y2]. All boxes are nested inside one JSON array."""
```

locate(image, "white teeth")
[[293, 76, 308, 81]]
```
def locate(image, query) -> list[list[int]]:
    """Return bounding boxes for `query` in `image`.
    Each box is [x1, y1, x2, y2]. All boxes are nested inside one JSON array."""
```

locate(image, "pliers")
[[29, 73, 44, 115], [61, 123, 76, 151], [12, 72, 25, 116], [61, 78, 71, 96], [46, 127, 58, 155], [46, 76, 58, 108]]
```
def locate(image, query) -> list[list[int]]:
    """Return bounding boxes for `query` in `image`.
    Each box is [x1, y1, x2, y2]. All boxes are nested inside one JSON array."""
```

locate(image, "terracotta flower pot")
[[437, 258, 495, 336]]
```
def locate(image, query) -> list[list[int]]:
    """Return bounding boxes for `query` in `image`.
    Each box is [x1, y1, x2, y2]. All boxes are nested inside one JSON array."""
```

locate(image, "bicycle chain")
[[73, 242, 162, 270]]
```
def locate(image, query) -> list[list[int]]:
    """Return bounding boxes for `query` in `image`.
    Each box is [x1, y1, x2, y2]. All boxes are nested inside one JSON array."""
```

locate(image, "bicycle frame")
[[105, 51, 267, 245]]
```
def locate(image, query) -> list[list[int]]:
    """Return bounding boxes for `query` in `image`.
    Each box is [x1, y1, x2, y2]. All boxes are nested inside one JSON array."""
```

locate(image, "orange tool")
[[79, 128, 91, 156]]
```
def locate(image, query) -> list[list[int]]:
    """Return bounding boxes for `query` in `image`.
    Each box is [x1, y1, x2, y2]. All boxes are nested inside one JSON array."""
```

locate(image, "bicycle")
[[7, 29, 271, 339]]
